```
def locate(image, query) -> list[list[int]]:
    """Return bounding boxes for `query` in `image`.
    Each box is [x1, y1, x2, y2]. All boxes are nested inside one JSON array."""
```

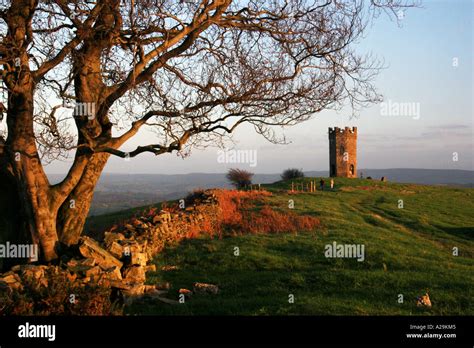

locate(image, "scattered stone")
[[140, 285, 167, 296], [416, 293, 432, 307], [0, 273, 23, 291], [122, 284, 145, 296], [193, 282, 219, 295], [161, 265, 179, 271], [179, 288, 192, 297], [79, 236, 123, 270], [143, 285, 157, 293], [123, 266, 146, 284]]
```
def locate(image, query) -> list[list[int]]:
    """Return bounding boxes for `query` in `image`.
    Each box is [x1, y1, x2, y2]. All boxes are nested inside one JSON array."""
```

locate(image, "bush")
[[226, 168, 254, 189], [281, 168, 305, 181], [0, 268, 121, 315], [184, 189, 207, 205]]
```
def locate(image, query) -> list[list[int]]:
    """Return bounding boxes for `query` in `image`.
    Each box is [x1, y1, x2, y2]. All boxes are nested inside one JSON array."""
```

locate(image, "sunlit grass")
[[95, 178, 473, 315]]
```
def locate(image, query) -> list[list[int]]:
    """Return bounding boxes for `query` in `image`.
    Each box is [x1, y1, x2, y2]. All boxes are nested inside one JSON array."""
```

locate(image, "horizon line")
[[45, 167, 474, 176]]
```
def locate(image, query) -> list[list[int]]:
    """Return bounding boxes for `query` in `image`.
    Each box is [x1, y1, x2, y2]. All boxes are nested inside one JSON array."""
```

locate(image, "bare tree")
[[0, 0, 417, 261]]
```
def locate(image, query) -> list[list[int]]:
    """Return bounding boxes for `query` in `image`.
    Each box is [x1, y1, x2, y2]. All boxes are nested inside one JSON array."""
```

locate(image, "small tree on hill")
[[226, 169, 254, 190], [281, 168, 305, 181]]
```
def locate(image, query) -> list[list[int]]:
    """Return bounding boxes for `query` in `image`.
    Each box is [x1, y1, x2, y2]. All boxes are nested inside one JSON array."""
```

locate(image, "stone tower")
[[328, 127, 357, 178]]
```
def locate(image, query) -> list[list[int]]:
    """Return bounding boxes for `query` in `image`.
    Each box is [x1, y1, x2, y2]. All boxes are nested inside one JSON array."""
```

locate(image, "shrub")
[[0, 268, 121, 315], [226, 168, 254, 189], [281, 168, 305, 181], [184, 189, 207, 205]]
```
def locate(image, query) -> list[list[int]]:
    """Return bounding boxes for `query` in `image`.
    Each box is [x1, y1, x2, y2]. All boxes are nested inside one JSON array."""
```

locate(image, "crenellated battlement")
[[328, 126, 357, 135]]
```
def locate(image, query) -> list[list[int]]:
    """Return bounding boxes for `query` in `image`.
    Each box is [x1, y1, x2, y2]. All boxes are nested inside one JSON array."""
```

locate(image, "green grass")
[[88, 178, 474, 315]]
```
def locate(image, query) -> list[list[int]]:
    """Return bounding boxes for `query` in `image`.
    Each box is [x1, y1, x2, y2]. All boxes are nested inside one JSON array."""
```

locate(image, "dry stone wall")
[[0, 190, 221, 302]]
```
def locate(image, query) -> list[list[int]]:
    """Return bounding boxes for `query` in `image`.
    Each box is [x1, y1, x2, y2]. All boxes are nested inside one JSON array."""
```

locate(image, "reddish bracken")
[[185, 219, 215, 239], [241, 205, 320, 234], [144, 206, 158, 217], [214, 190, 320, 235], [107, 189, 319, 247]]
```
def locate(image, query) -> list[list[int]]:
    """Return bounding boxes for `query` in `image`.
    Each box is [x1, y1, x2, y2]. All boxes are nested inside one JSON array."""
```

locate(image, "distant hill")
[[48, 169, 473, 215], [350, 168, 473, 187]]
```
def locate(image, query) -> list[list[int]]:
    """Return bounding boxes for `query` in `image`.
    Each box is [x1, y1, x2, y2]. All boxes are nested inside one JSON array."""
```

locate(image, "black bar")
[[0, 316, 472, 346]]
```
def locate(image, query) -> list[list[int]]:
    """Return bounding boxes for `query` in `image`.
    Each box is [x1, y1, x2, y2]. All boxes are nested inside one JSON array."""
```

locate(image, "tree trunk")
[[6, 89, 60, 262], [57, 153, 110, 245], [0, 168, 26, 271], [56, 28, 114, 246], [1, 1, 120, 260]]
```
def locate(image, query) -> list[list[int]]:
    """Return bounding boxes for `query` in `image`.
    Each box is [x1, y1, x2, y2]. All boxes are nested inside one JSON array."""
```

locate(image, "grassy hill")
[[86, 178, 474, 315], [54, 169, 472, 215]]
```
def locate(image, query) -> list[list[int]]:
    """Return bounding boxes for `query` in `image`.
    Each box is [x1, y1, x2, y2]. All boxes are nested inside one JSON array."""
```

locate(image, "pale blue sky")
[[48, 0, 473, 175]]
